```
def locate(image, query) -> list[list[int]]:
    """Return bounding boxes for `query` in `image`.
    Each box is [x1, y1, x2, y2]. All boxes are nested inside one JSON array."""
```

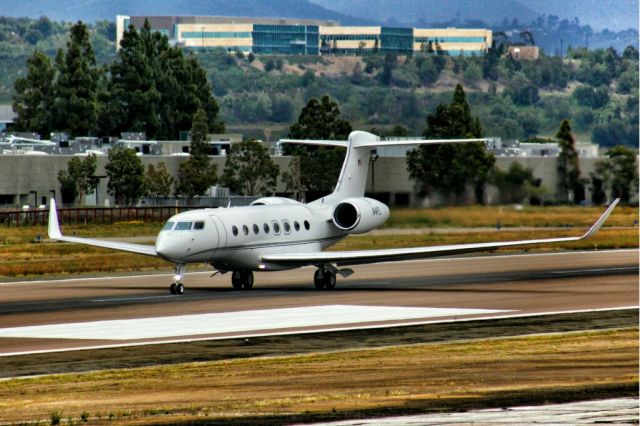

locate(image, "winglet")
[[48, 198, 62, 240], [581, 198, 620, 239]]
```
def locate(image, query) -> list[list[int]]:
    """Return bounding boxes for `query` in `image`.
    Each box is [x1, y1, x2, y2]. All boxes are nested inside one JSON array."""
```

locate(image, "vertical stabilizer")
[[330, 131, 379, 200]]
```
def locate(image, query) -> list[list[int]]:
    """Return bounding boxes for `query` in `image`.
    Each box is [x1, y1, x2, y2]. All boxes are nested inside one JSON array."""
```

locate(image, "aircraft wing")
[[47, 200, 158, 257], [262, 200, 619, 267]]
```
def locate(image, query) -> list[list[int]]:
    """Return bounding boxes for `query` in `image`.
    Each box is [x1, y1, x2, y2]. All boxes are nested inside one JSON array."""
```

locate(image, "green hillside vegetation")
[[1, 16, 638, 147]]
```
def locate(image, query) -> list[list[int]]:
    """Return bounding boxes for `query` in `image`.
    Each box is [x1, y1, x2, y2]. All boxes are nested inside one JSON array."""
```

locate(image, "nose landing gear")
[[231, 270, 254, 290], [169, 264, 186, 295]]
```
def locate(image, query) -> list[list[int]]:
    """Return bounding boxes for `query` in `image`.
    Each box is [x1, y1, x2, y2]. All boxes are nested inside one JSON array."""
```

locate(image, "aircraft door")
[[209, 215, 227, 248]]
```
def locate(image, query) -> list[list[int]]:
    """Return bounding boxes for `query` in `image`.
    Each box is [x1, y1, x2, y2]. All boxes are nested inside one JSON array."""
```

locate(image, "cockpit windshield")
[[175, 222, 193, 231], [162, 221, 174, 231]]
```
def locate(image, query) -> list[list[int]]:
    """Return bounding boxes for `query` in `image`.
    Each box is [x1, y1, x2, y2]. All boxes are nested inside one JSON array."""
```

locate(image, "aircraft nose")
[[155, 234, 175, 260]]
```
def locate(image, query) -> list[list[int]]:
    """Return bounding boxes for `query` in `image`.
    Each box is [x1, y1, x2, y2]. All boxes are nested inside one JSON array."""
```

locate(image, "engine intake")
[[331, 197, 389, 234], [333, 202, 360, 230]]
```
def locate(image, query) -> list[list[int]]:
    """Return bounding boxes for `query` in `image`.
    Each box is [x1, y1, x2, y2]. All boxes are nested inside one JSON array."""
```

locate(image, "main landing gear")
[[313, 268, 336, 290], [231, 270, 254, 290], [169, 264, 186, 295]]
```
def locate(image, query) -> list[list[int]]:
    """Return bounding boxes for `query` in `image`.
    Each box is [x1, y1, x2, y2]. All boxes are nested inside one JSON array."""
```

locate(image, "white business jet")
[[48, 131, 619, 295]]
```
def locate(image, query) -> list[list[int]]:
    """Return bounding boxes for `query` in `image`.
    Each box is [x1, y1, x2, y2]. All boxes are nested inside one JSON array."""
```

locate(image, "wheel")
[[323, 272, 336, 289], [314, 269, 324, 289], [231, 271, 243, 290], [170, 283, 177, 294], [243, 271, 254, 289], [176, 283, 184, 295]]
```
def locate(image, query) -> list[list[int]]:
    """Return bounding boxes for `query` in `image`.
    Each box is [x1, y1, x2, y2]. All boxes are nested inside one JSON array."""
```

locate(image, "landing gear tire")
[[231, 271, 243, 290], [323, 272, 336, 289], [243, 272, 254, 290], [175, 283, 184, 295], [170, 283, 177, 294], [231, 271, 254, 290], [314, 269, 325, 289]]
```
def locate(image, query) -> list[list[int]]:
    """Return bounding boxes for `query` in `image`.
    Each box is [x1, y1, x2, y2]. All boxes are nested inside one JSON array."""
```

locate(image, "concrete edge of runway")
[[2, 305, 637, 358]]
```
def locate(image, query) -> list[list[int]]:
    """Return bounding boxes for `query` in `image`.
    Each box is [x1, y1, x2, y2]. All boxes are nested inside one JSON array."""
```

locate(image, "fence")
[[0, 206, 197, 227]]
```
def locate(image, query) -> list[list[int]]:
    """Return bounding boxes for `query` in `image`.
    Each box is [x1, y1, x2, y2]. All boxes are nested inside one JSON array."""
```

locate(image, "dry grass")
[[0, 328, 636, 424], [0, 207, 636, 278], [384, 205, 638, 228], [332, 228, 639, 252]]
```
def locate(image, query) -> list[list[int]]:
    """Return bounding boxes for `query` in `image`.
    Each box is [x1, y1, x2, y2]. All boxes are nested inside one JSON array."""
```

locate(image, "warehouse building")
[[116, 15, 492, 56]]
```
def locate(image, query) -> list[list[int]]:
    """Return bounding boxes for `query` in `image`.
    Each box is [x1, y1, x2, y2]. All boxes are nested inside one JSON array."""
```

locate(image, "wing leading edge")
[[261, 200, 620, 267], [47, 199, 158, 257]]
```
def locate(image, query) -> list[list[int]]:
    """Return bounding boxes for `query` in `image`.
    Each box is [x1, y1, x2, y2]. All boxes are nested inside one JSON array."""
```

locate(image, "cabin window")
[[253, 224, 259, 235], [242, 225, 249, 236], [272, 221, 281, 235], [232, 225, 238, 236], [293, 221, 300, 231], [283, 220, 291, 234], [175, 222, 193, 231], [263, 223, 270, 233], [304, 220, 310, 230], [162, 221, 175, 231], [194, 221, 205, 230]]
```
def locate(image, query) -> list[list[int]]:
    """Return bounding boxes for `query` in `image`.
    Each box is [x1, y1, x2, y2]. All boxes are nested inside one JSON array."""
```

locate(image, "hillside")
[[0, 0, 369, 25], [200, 49, 638, 147], [1, 16, 637, 147]]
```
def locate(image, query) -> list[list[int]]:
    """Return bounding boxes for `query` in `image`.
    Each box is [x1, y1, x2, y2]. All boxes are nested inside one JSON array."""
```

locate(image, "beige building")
[[117, 15, 492, 56]]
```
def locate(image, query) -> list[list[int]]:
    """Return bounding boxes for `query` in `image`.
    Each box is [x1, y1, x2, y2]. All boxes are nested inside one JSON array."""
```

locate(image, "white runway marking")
[[0, 305, 508, 341]]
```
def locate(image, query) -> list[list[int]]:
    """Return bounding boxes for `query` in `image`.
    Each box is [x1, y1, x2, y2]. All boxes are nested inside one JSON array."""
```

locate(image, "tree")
[[100, 19, 223, 139], [12, 49, 55, 136], [606, 145, 638, 204], [491, 162, 537, 204], [463, 62, 482, 87], [406, 84, 495, 204], [105, 146, 145, 205], [57, 154, 98, 206], [221, 140, 279, 195], [175, 108, 218, 199], [555, 120, 584, 204], [51, 21, 100, 137], [285, 95, 352, 200], [145, 162, 174, 198]]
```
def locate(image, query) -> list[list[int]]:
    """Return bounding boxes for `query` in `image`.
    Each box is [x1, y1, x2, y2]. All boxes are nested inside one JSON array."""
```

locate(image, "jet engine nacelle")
[[331, 197, 389, 234]]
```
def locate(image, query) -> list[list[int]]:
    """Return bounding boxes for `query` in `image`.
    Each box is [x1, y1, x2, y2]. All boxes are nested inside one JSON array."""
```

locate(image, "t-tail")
[[280, 130, 488, 202]]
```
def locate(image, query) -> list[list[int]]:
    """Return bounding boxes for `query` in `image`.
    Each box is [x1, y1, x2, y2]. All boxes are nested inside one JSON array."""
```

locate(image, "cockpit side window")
[[194, 221, 205, 230], [175, 222, 193, 231], [162, 221, 175, 231]]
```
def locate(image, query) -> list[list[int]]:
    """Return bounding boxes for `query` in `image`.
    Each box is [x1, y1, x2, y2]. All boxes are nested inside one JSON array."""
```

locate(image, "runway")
[[0, 249, 637, 356]]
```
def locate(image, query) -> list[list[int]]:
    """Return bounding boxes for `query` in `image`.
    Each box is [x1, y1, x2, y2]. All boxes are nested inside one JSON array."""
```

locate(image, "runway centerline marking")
[[0, 305, 510, 341]]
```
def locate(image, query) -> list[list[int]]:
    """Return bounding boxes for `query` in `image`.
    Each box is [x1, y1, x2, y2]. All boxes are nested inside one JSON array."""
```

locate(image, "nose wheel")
[[231, 270, 254, 290], [314, 268, 336, 290], [169, 264, 186, 295]]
